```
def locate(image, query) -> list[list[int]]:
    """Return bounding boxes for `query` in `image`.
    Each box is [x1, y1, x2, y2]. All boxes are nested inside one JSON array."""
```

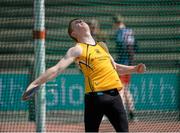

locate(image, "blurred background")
[[0, 0, 179, 132]]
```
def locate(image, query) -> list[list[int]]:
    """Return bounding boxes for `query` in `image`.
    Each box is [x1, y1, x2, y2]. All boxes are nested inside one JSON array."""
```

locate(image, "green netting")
[[0, 0, 179, 132]]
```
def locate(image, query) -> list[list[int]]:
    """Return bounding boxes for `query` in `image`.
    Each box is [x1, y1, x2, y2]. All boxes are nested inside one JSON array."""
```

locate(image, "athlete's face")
[[71, 19, 90, 38]]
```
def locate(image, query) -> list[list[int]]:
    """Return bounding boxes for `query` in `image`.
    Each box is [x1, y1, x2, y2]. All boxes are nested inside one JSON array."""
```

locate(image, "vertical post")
[[178, 72, 180, 121], [33, 0, 46, 132]]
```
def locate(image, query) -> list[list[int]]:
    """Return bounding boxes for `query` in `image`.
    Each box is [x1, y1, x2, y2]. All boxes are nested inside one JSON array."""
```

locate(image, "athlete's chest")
[[83, 45, 109, 61]]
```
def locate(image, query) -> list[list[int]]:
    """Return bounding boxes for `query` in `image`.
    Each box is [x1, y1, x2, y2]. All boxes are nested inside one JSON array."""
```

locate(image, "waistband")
[[85, 88, 118, 96]]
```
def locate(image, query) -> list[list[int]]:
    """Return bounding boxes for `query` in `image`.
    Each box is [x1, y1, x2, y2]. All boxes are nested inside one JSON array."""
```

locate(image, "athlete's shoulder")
[[68, 44, 82, 58]]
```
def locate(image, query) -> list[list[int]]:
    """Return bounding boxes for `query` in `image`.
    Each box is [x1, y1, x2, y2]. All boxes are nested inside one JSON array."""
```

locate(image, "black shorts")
[[84, 89, 129, 132]]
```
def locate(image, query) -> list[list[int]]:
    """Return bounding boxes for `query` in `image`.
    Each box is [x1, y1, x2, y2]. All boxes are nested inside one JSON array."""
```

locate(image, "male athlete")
[[22, 19, 146, 132]]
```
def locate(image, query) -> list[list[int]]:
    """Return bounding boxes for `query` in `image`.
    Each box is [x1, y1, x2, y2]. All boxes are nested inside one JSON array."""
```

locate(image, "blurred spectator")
[[112, 14, 138, 121]]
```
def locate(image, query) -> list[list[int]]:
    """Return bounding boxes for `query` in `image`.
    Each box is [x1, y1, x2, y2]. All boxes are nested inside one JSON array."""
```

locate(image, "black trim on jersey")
[[86, 45, 89, 69], [88, 77, 94, 92], [79, 42, 100, 93], [79, 61, 93, 71], [88, 53, 91, 68]]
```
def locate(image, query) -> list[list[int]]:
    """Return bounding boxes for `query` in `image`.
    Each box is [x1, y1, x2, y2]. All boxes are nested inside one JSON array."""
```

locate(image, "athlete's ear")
[[71, 31, 76, 39]]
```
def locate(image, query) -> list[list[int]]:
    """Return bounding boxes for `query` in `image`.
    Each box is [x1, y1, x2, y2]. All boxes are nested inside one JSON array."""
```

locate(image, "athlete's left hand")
[[135, 63, 146, 73]]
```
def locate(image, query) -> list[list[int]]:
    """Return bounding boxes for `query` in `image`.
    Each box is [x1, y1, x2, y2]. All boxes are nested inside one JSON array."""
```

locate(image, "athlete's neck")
[[77, 34, 96, 45]]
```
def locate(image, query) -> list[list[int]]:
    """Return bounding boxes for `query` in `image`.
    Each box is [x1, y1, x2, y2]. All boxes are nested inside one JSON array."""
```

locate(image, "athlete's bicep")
[[55, 46, 82, 73]]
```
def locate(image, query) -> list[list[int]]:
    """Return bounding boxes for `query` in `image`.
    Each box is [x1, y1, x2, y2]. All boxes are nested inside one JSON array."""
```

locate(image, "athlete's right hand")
[[22, 83, 39, 101]]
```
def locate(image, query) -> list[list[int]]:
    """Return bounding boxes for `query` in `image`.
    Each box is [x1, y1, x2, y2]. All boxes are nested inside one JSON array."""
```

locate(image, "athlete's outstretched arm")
[[22, 45, 82, 100], [115, 63, 146, 75]]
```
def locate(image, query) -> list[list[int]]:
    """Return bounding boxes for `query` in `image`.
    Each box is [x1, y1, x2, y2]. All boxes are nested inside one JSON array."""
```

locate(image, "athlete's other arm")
[[115, 63, 146, 75], [109, 54, 146, 75], [99, 42, 145, 75], [100, 41, 146, 75], [22, 45, 82, 100]]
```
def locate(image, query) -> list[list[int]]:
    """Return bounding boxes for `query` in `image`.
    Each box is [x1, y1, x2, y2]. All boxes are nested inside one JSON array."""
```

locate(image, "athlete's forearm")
[[31, 66, 60, 86], [116, 63, 146, 75], [115, 64, 136, 75]]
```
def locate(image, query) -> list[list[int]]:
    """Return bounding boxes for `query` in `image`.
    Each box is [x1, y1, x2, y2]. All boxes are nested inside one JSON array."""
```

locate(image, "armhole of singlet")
[[98, 42, 109, 54]]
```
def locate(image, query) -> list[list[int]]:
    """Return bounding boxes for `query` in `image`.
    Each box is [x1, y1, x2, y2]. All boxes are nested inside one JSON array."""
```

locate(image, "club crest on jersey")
[[95, 49, 101, 54]]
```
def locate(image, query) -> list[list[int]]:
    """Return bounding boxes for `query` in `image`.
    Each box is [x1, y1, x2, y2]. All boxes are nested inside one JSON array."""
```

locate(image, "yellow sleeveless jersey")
[[75, 42, 123, 93]]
